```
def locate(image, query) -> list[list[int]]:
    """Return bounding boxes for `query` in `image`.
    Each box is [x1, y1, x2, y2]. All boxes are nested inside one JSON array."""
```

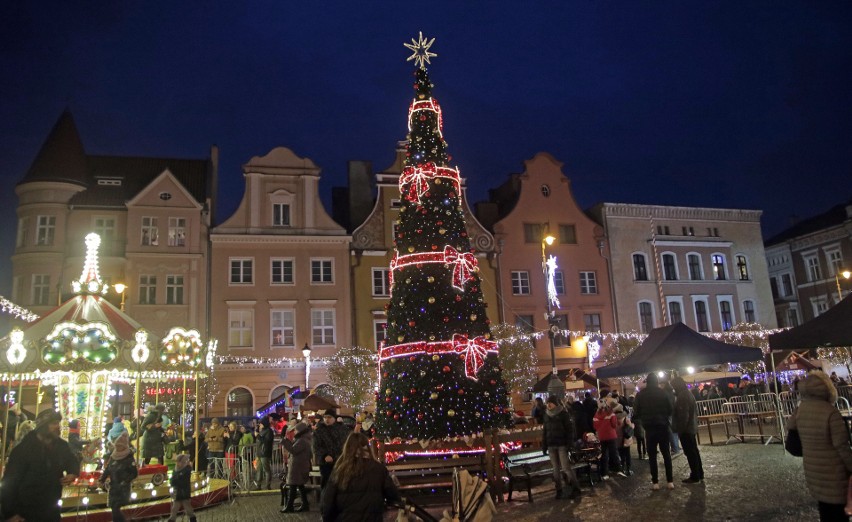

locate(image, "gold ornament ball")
[[470, 314, 477, 321], [429, 335, 436, 341], [408, 246, 415, 253], [405, 278, 412, 284], [435, 178, 442, 185], [386, 389, 391, 394], [430, 392, 438, 400], [432, 355, 440, 361], [447, 409, 456, 417], [427, 276, 435, 283], [475, 412, 481, 418], [397, 335, 405, 342], [428, 297, 435, 304]]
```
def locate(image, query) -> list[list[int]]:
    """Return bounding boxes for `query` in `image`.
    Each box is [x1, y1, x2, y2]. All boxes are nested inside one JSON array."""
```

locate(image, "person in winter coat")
[[787, 371, 852, 521], [168, 454, 196, 522], [256, 416, 275, 489], [280, 421, 314, 512], [634, 372, 675, 490], [67, 419, 88, 461], [531, 397, 546, 425], [141, 404, 166, 465], [205, 417, 227, 477], [614, 403, 634, 475], [321, 432, 400, 521], [98, 432, 138, 522], [570, 395, 591, 434], [313, 412, 349, 489], [672, 376, 704, 484], [629, 395, 646, 459], [0, 409, 80, 522], [542, 395, 581, 499], [593, 398, 623, 479], [582, 392, 598, 433]]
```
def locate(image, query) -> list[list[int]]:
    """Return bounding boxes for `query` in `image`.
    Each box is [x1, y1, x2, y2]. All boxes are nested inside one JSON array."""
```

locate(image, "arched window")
[[735, 254, 750, 281], [694, 301, 709, 332], [226, 387, 254, 418], [662, 253, 678, 281], [719, 300, 733, 331], [711, 253, 727, 281], [269, 385, 291, 402], [638, 301, 655, 334], [633, 253, 649, 281], [687, 253, 703, 281], [742, 300, 756, 323]]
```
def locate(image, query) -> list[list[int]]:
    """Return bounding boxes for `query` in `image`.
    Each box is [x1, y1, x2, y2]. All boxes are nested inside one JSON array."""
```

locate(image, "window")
[[271, 310, 295, 347], [579, 271, 598, 294], [511, 271, 530, 295], [372, 268, 390, 297], [719, 300, 733, 331], [166, 275, 184, 305], [687, 254, 702, 280], [736, 255, 749, 281], [633, 254, 648, 281], [682, 226, 694, 236], [228, 309, 254, 347], [711, 254, 727, 280], [781, 274, 794, 296], [541, 185, 551, 197], [373, 319, 387, 350], [669, 301, 683, 324], [32, 274, 50, 306], [273, 203, 291, 227], [523, 223, 545, 243], [559, 224, 577, 244], [168, 217, 186, 247], [93, 217, 115, 247], [812, 297, 829, 317], [662, 254, 677, 280], [16, 217, 29, 248], [36, 216, 55, 246], [311, 259, 333, 284], [226, 387, 253, 418], [770, 277, 779, 299], [827, 249, 844, 275], [584, 313, 602, 332], [656, 225, 670, 235], [230, 258, 253, 284], [138, 275, 156, 304], [552, 315, 569, 346], [141, 217, 159, 246], [515, 315, 535, 333], [695, 301, 709, 332], [787, 308, 799, 327], [805, 255, 821, 282], [743, 300, 755, 323], [271, 258, 294, 285], [311, 309, 335, 345], [553, 271, 565, 295], [638, 302, 654, 334]]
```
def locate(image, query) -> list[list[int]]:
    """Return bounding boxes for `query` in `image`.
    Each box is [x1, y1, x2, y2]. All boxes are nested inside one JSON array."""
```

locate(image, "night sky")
[[1, 2, 851, 298]]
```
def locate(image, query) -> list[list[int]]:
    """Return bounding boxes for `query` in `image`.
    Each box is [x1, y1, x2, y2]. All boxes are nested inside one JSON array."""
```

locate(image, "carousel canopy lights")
[[7, 328, 27, 366], [161, 327, 204, 367], [42, 321, 118, 365], [71, 233, 109, 295]]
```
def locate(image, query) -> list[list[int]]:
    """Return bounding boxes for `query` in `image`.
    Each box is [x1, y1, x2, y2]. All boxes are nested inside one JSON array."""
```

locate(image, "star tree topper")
[[404, 31, 437, 69]]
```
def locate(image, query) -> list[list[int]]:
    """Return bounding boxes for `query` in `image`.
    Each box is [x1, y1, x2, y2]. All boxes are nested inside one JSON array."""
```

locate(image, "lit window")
[[736, 255, 749, 281], [271, 310, 295, 347], [229, 309, 254, 347], [168, 217, 186, 247], [141, 217, 159, 246], [311, 309, 335, 345], [712, 254, 727, 280]]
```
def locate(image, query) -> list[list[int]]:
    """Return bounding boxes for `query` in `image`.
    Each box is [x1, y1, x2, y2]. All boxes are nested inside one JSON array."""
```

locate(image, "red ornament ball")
[[417, 413, 425, 420], [442, 366, 451, 373], [458, 389, 465, 395], [420, 115, 426, 121], [410, 388, 417, 394], [393, 414, 400, 420], [402, 397, 409, 403], [408, 320, 416, 327], [409, 356, 416, 362], [385, 397, 391, 403], [490, 380, 497, 385], [455, 296, 462, 302], [443, 316, 449, 323]]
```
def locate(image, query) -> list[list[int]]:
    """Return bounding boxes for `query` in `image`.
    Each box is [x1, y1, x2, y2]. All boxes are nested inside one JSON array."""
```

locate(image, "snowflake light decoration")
[[404, 31, 437, 69]]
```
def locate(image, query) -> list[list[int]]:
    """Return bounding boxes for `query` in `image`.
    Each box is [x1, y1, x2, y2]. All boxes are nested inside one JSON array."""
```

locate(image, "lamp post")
[[302, 343, 312, 390], [835, 269, 851, 303], [541, 231, 564, 399], [114, 283, 127, 312]]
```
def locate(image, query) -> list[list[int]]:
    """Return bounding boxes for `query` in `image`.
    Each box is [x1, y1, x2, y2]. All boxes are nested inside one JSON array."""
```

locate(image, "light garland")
[[6, 328, 26, 365], [42, 321, 118, 364], [389, 245, 478, 292], [70, 233, 109, 295], [408, 98, 444, 137], [0, 296, 38, 322], [161, 327, 204, 367], [380, 333, 498, 380]]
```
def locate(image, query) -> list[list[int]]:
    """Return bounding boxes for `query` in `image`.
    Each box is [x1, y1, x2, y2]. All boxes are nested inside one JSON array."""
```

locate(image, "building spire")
[[19, 110, 88, 187]]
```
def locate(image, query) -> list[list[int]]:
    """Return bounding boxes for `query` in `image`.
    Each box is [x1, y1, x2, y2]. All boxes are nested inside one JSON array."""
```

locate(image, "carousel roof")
[[22, 294, 152, 343]]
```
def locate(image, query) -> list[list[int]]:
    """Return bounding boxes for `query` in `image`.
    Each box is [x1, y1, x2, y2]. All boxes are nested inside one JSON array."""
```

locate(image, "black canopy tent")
[[768, 294, 852, 351], [596, 322, 764, 379]]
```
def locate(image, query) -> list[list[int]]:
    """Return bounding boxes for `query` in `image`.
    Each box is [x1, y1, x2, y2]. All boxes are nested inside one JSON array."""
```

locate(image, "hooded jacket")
[[634, 374, 674, 430], [671, 377, 698, 435], [788, 371, 852, 504], [542, 405, 576, 450]]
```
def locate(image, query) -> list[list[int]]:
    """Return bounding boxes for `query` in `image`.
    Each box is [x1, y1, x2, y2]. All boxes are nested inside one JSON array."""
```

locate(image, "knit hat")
[[36, 409, 62, 428], [294, 422, 311, 435], [111, 431, 132, 460], [211, 417, 220, 425], [113, 416, 122, 424], [175, 453, 190, 470], [546, 395, 560, 406]]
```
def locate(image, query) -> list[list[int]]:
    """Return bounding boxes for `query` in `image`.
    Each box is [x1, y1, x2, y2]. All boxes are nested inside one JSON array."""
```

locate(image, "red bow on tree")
[[452, 333, 497, 380], [443, 245, 478, 290], [400, 165, 432, 204]]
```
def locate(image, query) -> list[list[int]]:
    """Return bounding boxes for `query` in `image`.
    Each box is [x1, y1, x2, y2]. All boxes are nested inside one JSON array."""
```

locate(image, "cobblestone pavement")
[[160, 442, 818, 521]]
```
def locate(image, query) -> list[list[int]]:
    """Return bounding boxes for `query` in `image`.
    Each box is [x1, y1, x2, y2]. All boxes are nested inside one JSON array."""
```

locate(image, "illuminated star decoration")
[[546, 255, 561, 309], [404, 31, 437, 69]]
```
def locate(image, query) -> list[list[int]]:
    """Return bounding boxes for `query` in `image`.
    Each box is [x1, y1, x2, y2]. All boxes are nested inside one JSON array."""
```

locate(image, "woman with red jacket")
[[593, 398, 623, 480]]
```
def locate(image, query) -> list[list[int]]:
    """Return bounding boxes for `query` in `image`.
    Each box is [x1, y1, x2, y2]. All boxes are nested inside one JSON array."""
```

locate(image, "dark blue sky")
[[1, 2, 851, 298]]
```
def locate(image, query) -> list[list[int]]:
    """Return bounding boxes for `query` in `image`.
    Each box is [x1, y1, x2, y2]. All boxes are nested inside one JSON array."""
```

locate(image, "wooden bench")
[[387, 454, 485, 492], [502, 448, 593, 502]]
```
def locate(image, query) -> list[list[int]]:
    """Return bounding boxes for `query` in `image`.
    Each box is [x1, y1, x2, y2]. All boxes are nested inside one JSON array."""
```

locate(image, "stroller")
[[570, 432, 602, 485], [395, 468, 496, 522]]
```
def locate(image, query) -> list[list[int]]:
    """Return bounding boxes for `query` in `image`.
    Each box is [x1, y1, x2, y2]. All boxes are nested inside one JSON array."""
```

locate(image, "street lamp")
[[302, 342, 312, 389], [541, 231, 564, 399], [835, 269, 851, 302], [114, 283, 127, 312]]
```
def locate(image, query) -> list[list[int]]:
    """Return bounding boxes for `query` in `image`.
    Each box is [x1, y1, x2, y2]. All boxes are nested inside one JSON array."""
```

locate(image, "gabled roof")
[[765, 199, 852, 246], [20, 110, 88, 187]]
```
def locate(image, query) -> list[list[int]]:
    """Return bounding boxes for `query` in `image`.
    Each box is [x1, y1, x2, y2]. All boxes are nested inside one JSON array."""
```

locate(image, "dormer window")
[[97, 178, 122, 186], [273, 203, 291, 227]]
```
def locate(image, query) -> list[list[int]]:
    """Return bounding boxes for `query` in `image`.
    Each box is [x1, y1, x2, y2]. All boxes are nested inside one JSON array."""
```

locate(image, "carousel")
[[0, 233, 227, 520]]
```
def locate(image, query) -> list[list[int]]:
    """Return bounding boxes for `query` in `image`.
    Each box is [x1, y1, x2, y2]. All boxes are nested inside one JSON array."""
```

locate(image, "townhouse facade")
[[209, 147, 352, 417], [477, 153, 615, 374], [764, 201, 852, 325], [589, 203, 777, 334]]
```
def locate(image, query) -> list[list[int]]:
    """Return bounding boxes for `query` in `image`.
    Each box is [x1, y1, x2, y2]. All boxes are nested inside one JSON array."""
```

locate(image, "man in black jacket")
[[1, 409, 80, 521], [634, 373, 675, 490], [255, 416, 275, 489], [542, 396, 581, 500], [312, 411, 349, 488], [671, 376, 704, 483]]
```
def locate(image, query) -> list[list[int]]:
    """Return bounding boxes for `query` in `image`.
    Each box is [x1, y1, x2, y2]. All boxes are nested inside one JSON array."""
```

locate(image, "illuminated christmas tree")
[[375, 33, 511, 441]]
